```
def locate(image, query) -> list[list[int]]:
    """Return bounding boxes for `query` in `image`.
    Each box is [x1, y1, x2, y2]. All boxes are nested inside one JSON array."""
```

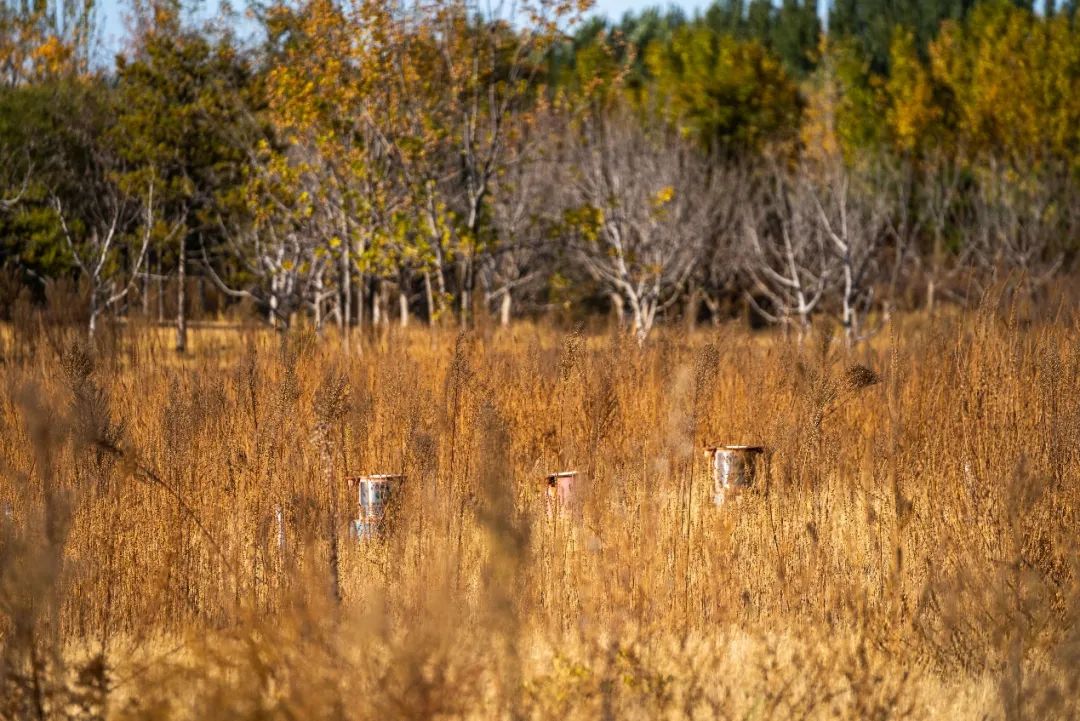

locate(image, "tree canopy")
[[1, 0, 1077, 339]]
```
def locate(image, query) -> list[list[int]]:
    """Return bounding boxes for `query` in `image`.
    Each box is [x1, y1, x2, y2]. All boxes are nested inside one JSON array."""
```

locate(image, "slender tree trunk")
[[433, 253, 448, 319], [340, 249, 351, 341], [269, 287, 279, 329], [88, 293, 99, 339], [610, 292, 624, 327], [684, 286, 699, 331], [499, 290, 511, 327], [353, 273, 365, 356], [372, 278, 382, 327], [399, 276, 409, 328], [424, 270, 435, 325], [357, 274, 365, 330], [631, 303, 645, 344], [459, 256, 473, 327], [423, 202, 448, 321], [701, 295, 720, 327], [634, 299, 655, 345], [328, 291, 342, 331], [157, 258, 164, 324], [842, 257, 855, 347], [797, 313, 810, 344], [175, 238, 187, 354]]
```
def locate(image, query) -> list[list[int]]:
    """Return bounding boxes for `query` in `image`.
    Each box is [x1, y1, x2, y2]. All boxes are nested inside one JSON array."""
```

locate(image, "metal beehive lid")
[[704, 445, 765, 456], [347, 474, 404, 484]]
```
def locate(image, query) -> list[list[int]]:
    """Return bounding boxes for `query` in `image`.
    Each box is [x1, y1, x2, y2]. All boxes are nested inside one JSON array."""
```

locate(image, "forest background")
[[1, 0, 1079, 345], [3, 2, 1080, 718]]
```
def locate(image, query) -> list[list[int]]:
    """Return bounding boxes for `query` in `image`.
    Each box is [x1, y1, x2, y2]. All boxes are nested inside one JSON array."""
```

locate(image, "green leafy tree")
[[0, 0, 96, 87], [929, 0, 1080, 168], [0, 82, 70, 283], [0, 78, 124, 292], [50, 100, 154, 337], [645, 24, 801, 153], [112, 8, 256, 350]]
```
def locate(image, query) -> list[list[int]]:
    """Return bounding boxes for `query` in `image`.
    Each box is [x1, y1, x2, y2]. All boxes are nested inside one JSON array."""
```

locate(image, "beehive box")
[[546, 471, 578, 513], [346, 474, 404, 539], [705, 445, 765, 506]]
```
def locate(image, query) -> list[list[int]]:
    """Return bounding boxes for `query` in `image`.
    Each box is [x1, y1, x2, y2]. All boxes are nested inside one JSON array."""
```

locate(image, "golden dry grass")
[[0, 299, 1077, 720]]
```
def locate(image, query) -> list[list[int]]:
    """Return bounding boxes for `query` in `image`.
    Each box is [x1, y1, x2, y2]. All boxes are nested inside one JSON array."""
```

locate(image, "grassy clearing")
[[0, 302, 1077, 719]]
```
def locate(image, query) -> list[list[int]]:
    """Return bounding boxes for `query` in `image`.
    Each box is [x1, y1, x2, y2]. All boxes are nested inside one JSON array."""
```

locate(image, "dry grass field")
[[0, 297, 1077, 720]]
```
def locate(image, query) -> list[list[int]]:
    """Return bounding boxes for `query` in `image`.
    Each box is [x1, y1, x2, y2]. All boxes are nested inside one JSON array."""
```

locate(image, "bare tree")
[[876, 155, 920, 317], [368, 0, 584, 326], [201, 147, 338, 330], [561, 117, 717, 343], [53, 179, 159, 337], [968, 157, 1066, 298], [741, 166, 831, 337], [481, 134, 555, 326], [203, 219, 336, 331], [914, 150, 975, 312], [479, 239, 551, 327], [804, 157, 892, 345], [693, 162, 750, 327]]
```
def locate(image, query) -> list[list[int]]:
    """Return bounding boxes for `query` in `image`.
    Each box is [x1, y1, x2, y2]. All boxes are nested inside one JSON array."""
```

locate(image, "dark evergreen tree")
[[112, 12, 257, 351], [828, 0, 979, 73], [771, 0, 821, 75]]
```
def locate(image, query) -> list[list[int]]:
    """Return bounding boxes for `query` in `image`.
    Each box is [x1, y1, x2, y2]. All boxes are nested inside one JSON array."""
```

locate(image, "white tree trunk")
[[88, 295, 99, 338], [372, 279, 382, 327], [842, 258, 855, 346], [499, 291, 511, 327], [610, 292, 624, 327], [340, 249, 351, 342], [424, 271, 435, 325], [175, 239, 187, 353], [631, 302, 646, 345], [269, 289, 279, 329]]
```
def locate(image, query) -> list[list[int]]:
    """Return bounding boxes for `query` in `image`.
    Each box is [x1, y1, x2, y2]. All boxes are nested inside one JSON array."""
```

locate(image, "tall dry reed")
[[0, 295, 1077, 720]]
